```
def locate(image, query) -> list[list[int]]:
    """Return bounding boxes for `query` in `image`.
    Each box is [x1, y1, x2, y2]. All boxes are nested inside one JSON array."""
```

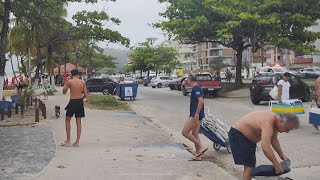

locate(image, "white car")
[[150, 76, 173, 88], [259, 66, 289, 75]]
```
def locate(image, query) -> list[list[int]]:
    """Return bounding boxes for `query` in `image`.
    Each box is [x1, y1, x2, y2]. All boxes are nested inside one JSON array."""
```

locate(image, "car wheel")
[[251, 95, 261, 105], [152, 86, 156, 88], [182, 87, 188, 96], [169, 86, 174, 90], [144, 83, 148, 86], [157, 83, 162, 88], [302, 89, 311, 102], [178, 85, 182, 91], [102, 88, 110, 95]]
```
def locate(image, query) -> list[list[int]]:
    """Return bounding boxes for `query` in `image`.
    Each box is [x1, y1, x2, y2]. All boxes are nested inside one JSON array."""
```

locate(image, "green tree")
[[156, 0, 320, 86]]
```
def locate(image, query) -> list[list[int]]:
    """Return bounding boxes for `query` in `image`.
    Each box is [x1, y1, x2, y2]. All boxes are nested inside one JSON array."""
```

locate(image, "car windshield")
[[124, 77, 133, 81], [273, 67, 287, 72], [197, 75, 212, 80]]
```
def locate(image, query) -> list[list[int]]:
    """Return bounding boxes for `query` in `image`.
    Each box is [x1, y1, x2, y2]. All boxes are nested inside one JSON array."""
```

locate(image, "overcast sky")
[[66, 0, 168, 49]]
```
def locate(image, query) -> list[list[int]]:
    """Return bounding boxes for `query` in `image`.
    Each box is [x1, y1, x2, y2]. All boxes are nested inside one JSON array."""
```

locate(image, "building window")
[[210, 49, 220, 56], [205, 58, 209, 65], [206, 42, 208, 49], [212, 42, 218, 48], [205, 50, 208, 57]]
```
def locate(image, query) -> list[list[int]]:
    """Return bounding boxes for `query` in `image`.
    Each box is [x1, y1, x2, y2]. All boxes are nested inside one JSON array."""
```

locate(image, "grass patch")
[[221, 83, 249, 93], [86, 94, 130, 111]]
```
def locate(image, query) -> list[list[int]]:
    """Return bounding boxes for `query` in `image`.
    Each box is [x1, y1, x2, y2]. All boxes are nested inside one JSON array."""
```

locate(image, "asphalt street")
[[129, 85, 320, 179]]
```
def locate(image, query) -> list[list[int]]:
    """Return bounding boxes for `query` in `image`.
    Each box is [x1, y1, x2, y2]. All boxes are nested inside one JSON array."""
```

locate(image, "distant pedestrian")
[[277, 72, 291, 103], [182, 74, 207, 161], [226, 69, 232, 83], [62, 69, 88, 147]]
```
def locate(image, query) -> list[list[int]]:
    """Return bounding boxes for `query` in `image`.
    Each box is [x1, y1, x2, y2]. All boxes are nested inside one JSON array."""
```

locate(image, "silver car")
[[150, 76, 173, 88]]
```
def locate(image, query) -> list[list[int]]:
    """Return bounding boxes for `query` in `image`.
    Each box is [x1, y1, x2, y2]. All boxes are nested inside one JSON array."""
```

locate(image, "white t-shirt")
[[277, 79, 291, 101]]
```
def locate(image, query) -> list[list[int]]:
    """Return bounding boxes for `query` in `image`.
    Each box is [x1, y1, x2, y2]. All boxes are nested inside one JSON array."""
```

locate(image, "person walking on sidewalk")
[[277, 72, 291, 103], [182, 74, 208, 161], [62, 69, 88, 147], [228, 111, 299, 180]]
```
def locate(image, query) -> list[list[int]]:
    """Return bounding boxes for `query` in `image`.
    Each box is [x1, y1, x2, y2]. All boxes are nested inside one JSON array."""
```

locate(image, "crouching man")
[[228, 111, 299, 180]]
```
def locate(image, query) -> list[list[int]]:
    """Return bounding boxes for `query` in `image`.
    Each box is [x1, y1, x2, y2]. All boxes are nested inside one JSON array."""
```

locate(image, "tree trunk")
[[10, 55, 17, 80], [0, 0, 11, 100], [235, 49, 244, 87], [35, 26, 42, 80]]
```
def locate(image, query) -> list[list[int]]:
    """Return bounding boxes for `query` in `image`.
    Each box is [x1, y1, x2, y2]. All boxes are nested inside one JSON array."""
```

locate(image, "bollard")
[[35, 98, 38, 107], [15, 104, 19, 114], [8, 108, 11, 118], [0, 109, 4, 121], [43, 105, 47, 119], [35, 107, 39, 122], [38, 99, 41, 108]]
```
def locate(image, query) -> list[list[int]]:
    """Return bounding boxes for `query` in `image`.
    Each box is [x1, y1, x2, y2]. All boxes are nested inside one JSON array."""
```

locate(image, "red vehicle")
[[181, 73, 222, 97]]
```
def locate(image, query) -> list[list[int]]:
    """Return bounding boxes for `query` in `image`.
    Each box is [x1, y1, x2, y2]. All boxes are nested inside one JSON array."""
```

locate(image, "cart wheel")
[[121, 98, 125, 101], [130, 97, 132, 100], [227, 145, 232, 154], [213, 143, 221, 151]]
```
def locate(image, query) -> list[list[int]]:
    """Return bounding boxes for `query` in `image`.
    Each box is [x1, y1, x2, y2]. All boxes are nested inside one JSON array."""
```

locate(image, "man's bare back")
[[63, 77, 87, 100], [233, 111, 277, 143]]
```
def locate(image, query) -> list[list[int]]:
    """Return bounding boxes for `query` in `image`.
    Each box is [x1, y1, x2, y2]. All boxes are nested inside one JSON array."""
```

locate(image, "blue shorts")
[[228, 127, 257, 167]]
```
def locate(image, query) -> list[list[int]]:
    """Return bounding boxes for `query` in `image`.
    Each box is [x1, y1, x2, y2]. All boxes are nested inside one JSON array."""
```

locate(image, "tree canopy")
[[156, 0, 320, 85]]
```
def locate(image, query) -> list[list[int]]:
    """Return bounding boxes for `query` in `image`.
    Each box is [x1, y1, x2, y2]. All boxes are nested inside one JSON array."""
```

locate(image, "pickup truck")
[[181, 74, 222, 97]]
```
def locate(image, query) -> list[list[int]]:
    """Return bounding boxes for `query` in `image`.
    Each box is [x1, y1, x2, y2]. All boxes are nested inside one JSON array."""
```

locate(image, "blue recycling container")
[[116, 83, 138, 100], [0, 101, 14, 112]]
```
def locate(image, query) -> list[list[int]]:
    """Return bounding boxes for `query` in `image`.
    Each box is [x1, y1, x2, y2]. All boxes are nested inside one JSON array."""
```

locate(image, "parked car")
[[168, 76, 187, 90], [85, 77, 118, 95], [249, 74, 310, 105], [181, 74, 222, 97], [143, 76, 155, 86], [259, 66, 289, 75], [123, 77, 135, 83], [150, 76, 174, 88], [299, 67, 320, 79], [133, 76, 144, 84]]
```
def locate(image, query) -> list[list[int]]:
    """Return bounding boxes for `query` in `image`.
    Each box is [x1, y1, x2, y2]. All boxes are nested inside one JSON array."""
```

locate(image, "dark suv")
[[249, 74, 310, 105], [85, 77, 118, 95]]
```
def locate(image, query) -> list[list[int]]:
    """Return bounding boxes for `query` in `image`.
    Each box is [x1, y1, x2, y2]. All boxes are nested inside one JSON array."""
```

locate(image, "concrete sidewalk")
[[33, 89, 237, 180]]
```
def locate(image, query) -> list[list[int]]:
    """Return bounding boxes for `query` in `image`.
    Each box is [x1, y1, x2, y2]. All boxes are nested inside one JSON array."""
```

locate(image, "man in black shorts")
[[62, 69, 88, 147], [182, 74, 207, 160]]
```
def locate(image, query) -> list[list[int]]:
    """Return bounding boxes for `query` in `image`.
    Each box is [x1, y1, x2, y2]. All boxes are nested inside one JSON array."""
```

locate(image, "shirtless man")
[[228, 111, 299, 180], [62, 69, 88, 147]]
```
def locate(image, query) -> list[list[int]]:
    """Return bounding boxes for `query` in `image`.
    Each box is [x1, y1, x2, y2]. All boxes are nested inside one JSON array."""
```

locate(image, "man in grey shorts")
[[228, 111, 299, 180]]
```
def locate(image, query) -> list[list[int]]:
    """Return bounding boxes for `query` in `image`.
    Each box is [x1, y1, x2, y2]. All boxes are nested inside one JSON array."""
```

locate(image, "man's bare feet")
[[73, 142, 80, 147]]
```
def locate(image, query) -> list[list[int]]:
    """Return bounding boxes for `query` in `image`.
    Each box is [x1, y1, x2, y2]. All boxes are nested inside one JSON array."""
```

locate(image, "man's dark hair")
[[188, 74, 197, 82], [284, 72, 290, 77], [71, 69, 79, 76]]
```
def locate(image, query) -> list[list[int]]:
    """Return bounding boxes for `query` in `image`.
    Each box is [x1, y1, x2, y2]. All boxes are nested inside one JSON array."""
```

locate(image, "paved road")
[[129, 85, 320, 179]]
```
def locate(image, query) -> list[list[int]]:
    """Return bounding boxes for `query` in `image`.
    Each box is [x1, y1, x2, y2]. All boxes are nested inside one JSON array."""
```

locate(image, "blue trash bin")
[[116, 83, 138, 100], [0, 101, 14, 112]]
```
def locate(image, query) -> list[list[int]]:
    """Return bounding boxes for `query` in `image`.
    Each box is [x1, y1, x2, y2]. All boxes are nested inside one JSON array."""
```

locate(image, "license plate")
[[208, 88, 215, 91], [265, 87, 272, 90]]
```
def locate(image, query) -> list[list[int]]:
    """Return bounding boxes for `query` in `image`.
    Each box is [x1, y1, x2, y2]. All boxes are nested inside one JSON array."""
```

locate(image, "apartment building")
[[193, 42, 236, 71], [161, 40, 195, 70]]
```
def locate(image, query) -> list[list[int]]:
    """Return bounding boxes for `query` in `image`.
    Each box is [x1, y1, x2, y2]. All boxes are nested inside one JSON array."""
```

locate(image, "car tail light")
[[259, 80, 271, 85]]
